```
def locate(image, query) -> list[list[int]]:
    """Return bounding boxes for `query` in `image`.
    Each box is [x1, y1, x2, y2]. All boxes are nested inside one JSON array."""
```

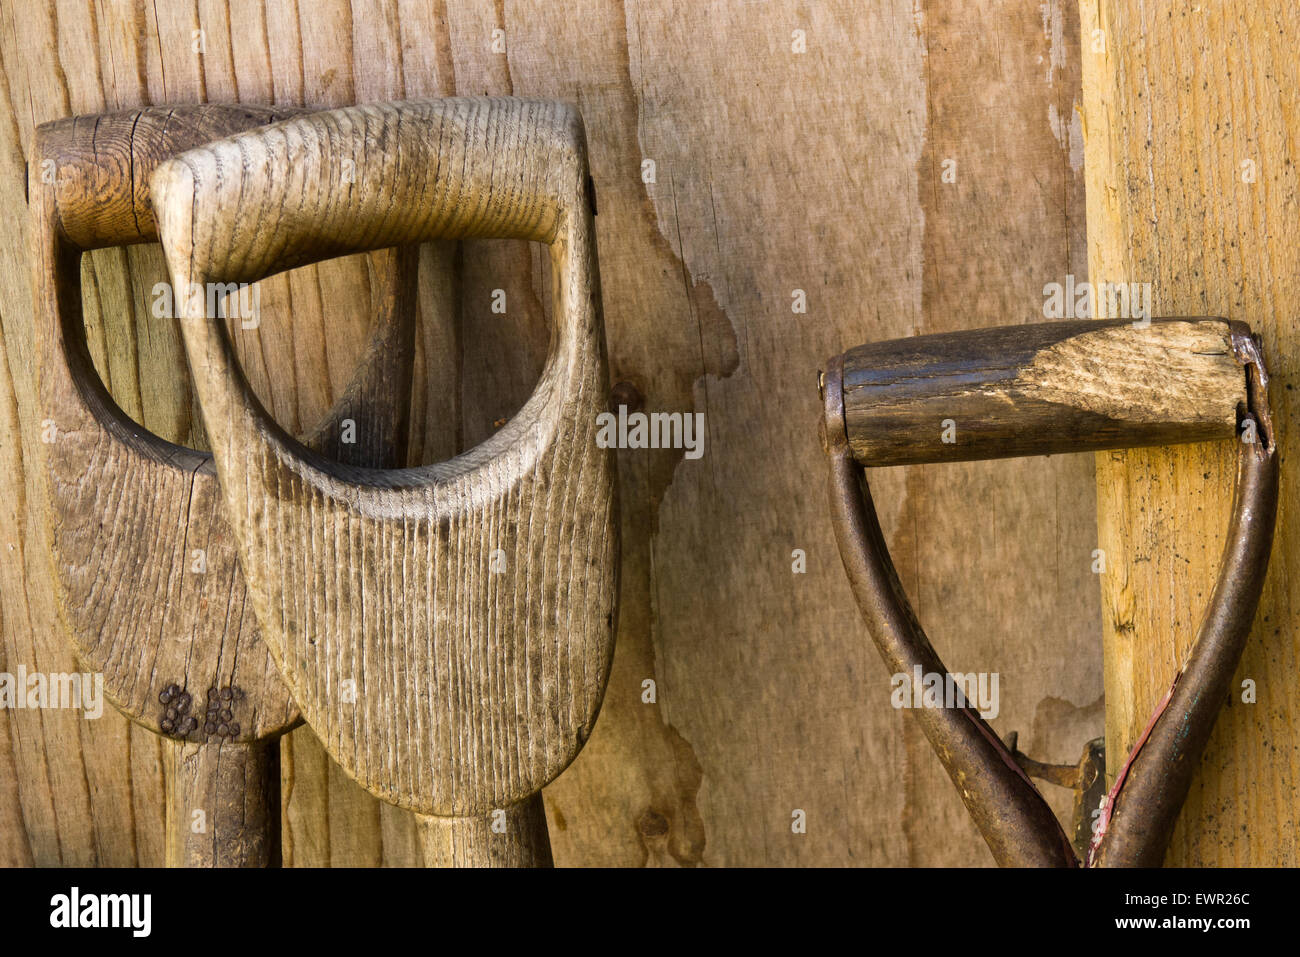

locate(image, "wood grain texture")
[[40, 106, 302, 250], [1080, 0, 1300, 865], [34, 107, 304, 748], [0, 0, 1095, 866], [31, 105, 418, 865], [841, 319, 1246, 467], [154, 98, 620, 817], [419, 794, 553, 867], [166, 740, 280, 867]]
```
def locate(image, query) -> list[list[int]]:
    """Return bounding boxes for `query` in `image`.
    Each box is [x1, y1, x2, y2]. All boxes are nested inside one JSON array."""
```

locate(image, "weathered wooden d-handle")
[[822, 318, 1278, 867], [152, 97, 620, 867], [31, 105, 418, 867]]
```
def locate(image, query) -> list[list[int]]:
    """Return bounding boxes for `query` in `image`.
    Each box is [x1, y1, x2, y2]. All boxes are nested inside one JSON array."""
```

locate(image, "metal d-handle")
[[821, 318, 1278, 867]]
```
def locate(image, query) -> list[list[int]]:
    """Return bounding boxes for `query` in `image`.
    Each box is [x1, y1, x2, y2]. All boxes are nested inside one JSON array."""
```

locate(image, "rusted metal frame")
[[821, 323, 1278, 868]]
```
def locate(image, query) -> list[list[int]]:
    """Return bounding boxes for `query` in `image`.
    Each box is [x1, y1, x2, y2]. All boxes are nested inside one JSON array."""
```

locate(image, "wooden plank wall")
[[1081, 0, 1299, 865], [0, 0, 1096, 867]]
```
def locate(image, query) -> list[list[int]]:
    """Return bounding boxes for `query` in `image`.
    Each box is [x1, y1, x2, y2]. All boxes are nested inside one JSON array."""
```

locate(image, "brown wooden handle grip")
[[34, 105, 303, 251], [151, 97, 585, 285], [833, 318, 1254, 467]]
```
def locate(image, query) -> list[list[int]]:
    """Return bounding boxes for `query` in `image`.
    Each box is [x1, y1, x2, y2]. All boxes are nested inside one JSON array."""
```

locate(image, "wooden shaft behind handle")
[[151, 97, 585, 285], [417, 796, 553, 868], [836, 318, 1251, 467], [166, 740, 280, 868], [34, 105, 303, 251]]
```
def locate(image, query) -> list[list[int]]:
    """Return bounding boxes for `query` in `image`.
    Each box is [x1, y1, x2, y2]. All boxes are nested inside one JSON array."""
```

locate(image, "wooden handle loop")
[[154, 97, 619, 819], [32, 105, 418, 866], [823, 320, 1278, 867], [32, 105, 313, 744]]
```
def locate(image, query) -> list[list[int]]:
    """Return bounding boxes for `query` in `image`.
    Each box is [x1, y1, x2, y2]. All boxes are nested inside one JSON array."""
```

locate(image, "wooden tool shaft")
[[418, 795, 553, 868], [166, 740, 279, 868], [837, 318, 1250, 467]]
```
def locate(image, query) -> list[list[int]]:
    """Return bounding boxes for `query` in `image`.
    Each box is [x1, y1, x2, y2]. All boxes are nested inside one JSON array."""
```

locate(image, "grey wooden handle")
[[823, 322, 1278, 867], [153, 98, 619, 848], [31, 104, 419, 867], [166, 740, 280, 868], [418, 797, 554, 868]]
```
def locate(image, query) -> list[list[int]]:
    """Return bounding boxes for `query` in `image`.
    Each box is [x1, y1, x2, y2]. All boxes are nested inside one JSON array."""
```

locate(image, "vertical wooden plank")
[[901, 0, 1101, 863], [0, 0, 161, 867], [1080, 0, 1300, 864]]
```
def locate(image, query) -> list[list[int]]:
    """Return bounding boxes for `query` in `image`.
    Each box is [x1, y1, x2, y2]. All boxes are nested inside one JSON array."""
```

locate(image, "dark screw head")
[[220, 688, 233, 701], [207, 687, 219, 700], [219, 709, 232, 722], [165, 707, 176, 720], [217, 724, 229, 736], [205, 722, 217, 735], [177, 693, 191, 711], [228, 722, 240, 736], [160, 719, 174, 733], [159, 691, 171, 704]]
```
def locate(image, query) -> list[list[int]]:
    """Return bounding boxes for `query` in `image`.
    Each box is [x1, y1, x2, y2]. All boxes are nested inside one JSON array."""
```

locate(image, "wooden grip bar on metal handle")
[[31, 105, 418, 867], [152, 97, 619, 868], [822, 318, 1279, 867], [838, 318, 1252, 465]]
